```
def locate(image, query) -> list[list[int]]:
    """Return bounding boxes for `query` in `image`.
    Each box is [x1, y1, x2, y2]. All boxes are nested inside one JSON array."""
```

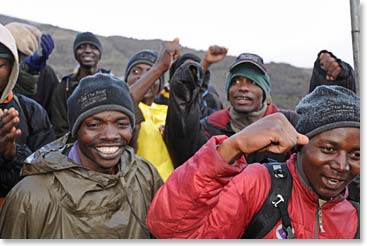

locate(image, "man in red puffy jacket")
[[147, 85, 359, 239]]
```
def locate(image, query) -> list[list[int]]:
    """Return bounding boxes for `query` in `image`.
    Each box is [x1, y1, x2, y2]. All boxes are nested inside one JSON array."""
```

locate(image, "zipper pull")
[[318, 209, 326, 233]]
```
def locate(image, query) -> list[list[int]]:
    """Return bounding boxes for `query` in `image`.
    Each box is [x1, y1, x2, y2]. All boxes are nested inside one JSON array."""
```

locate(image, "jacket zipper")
[[315, 200, 326, 238]]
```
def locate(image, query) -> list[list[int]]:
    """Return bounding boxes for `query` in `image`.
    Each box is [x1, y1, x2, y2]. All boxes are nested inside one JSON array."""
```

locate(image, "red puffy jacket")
[[147, 135, 358, 239]]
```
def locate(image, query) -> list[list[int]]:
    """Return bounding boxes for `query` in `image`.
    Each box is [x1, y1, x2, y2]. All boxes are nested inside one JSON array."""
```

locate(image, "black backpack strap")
[[242, 162, 294, 239], [348, 201, 359, 239]]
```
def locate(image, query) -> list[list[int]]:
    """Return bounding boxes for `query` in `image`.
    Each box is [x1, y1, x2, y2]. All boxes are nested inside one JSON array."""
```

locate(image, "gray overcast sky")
[[1, 0, 363, 68]]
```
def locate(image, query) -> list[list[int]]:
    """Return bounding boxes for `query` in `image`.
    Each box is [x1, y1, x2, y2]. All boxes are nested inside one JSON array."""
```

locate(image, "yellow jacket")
[[137, 103, 174, 181]]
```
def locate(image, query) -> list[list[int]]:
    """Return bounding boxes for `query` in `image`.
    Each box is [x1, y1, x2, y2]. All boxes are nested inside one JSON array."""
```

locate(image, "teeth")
[[327, 179, 339, 185], [96, 146, 119, 154]]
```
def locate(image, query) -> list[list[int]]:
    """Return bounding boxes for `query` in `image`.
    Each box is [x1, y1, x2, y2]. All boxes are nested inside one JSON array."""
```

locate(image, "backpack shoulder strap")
[[242, 162, 294, 239], [349, 200, 359, 239]]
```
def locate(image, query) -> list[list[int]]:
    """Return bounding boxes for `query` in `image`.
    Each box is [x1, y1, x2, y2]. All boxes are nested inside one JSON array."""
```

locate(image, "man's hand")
[[154, 38, 181, 73], [202, 45, 228, 73], [24, 33, 55, 73], [319, 52, 341, 81], [0, 108, 22, 160], [218, 113, 309, 163]]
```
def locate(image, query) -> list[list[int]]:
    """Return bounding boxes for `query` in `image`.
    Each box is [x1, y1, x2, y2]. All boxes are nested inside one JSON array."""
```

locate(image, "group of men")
[[0, 21, 360, 239]]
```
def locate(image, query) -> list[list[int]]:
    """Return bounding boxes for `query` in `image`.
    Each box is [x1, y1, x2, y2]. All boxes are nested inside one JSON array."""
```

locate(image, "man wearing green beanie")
[[165, 52, 296, 168], [164, 51, 355, 169]]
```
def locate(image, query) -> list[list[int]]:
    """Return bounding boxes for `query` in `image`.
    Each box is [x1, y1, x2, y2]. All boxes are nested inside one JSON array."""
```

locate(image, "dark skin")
[[128, 38, 180, 105], [75, 43, 101, 81], [0, 58, 21, 160], [218, 113, 360, 201], [77, 110, 133, 175], [201, 45, 228, 74], [126, 63, 161, 106], [301, 128, 360, 200], [319, 52, 342, 81], [218, 113, 309, 163], [228, 76, 264, 113]]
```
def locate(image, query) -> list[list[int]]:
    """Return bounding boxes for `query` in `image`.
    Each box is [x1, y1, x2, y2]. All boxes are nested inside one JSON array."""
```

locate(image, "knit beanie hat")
[[67, 73, 135, 138], [169, 53, 201, 80], [225, 53, 270, 101], [5, 22, 41, 56], [73, 32, 102, 59], [124, 49, 164, 90], [295, 85, 359, 138]]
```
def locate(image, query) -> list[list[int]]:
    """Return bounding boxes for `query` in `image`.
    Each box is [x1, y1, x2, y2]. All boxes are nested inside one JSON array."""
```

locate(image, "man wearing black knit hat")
[[0, 73, 163, 239], [147, 85, 360, 239], [50, 31, 110, 138]]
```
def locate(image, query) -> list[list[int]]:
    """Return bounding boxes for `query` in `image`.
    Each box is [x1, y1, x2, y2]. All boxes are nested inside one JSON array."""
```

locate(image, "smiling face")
[[75, 43, 100, 68], [300, 127, 360, 200], [228, 76, 264, 113], [77, 110, 133, 175]]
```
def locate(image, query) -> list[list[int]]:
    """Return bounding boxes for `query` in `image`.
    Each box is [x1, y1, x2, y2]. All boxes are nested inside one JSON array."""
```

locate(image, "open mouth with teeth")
[[95, 146, 122, 159], [235, 95, 252, 100], [321, 176, 345, 190]]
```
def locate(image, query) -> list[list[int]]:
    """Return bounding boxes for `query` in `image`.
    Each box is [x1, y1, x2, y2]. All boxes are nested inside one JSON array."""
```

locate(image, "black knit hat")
[[73, 32, 102, 59], [67, 73, 135, 138], [0, 43, 14, 61], [295, 85, 359, 138], [169, 53, 201, 80], [124, 49, 164, 90]]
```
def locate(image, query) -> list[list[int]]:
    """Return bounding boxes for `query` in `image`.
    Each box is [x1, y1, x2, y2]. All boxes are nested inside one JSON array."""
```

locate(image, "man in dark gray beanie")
[[146, 85, 360, 239], [68, 73, 135, 138], [73, 32, 102, 59], [0, 73, 163, 239], [50, 31, 110, 138], [124, 50, 163, 89]]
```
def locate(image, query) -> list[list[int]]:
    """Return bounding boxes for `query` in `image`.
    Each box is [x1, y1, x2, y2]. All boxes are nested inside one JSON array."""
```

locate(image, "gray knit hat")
[[295, 85, 359, 138], [67, 73, 135, 138]]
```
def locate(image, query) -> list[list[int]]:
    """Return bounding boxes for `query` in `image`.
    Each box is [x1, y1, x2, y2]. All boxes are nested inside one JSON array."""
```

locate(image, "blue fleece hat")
[[225, 53, 270, 101]]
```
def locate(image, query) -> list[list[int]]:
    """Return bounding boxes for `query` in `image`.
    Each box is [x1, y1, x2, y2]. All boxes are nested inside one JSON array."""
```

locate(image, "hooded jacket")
[[0, 24, 55, 198], [164, 61, 297, 168], [0, 134, 163, 239], [146, 136, 359, 239]]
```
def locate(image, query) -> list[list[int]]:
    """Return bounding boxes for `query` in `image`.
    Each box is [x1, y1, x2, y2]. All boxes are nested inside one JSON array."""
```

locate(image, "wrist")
[[217, 138, 242, 164]]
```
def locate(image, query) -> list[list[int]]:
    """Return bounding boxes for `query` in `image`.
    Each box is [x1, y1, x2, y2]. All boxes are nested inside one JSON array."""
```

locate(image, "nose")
[[101, 124, 119, 141], [237, 78, 253, 90], [330, 153, 350, 172], [84, 44, 93, 52]]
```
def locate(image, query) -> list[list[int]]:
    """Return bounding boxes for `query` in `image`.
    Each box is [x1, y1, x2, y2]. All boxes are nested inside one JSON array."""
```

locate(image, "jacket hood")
[[0, 24, 19, 103], [22, 134, 140, 205]]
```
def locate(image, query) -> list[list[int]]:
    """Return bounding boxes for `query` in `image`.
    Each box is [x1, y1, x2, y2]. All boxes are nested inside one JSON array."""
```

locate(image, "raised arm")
[[129, 38, 180, 103], [147, 113, 308, 238], [309, 50, 356, 93]]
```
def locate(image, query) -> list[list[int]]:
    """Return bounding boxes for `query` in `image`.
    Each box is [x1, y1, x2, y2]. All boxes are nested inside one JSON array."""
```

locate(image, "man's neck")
[[77, 66, 99, 80]]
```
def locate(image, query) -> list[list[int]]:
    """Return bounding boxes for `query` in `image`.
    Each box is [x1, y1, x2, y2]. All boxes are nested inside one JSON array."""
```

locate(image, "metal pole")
[[350, 0, 360, 87]]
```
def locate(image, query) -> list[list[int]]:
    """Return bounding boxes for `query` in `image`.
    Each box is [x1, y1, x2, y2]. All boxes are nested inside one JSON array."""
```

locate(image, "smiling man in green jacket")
[[0, 73, 163, 239]]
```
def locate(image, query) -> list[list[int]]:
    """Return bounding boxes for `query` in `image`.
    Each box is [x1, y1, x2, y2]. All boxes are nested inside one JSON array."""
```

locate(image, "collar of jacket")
[[21, 133, 139, 204]]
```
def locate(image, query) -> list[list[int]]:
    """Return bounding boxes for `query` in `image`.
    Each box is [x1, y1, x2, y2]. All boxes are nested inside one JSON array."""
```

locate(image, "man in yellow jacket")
[[124, 39, 180, 181]]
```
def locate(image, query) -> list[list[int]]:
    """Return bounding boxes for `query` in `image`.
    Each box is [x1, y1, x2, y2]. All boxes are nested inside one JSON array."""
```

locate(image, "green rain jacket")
[[0, 135, 163, 239]]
